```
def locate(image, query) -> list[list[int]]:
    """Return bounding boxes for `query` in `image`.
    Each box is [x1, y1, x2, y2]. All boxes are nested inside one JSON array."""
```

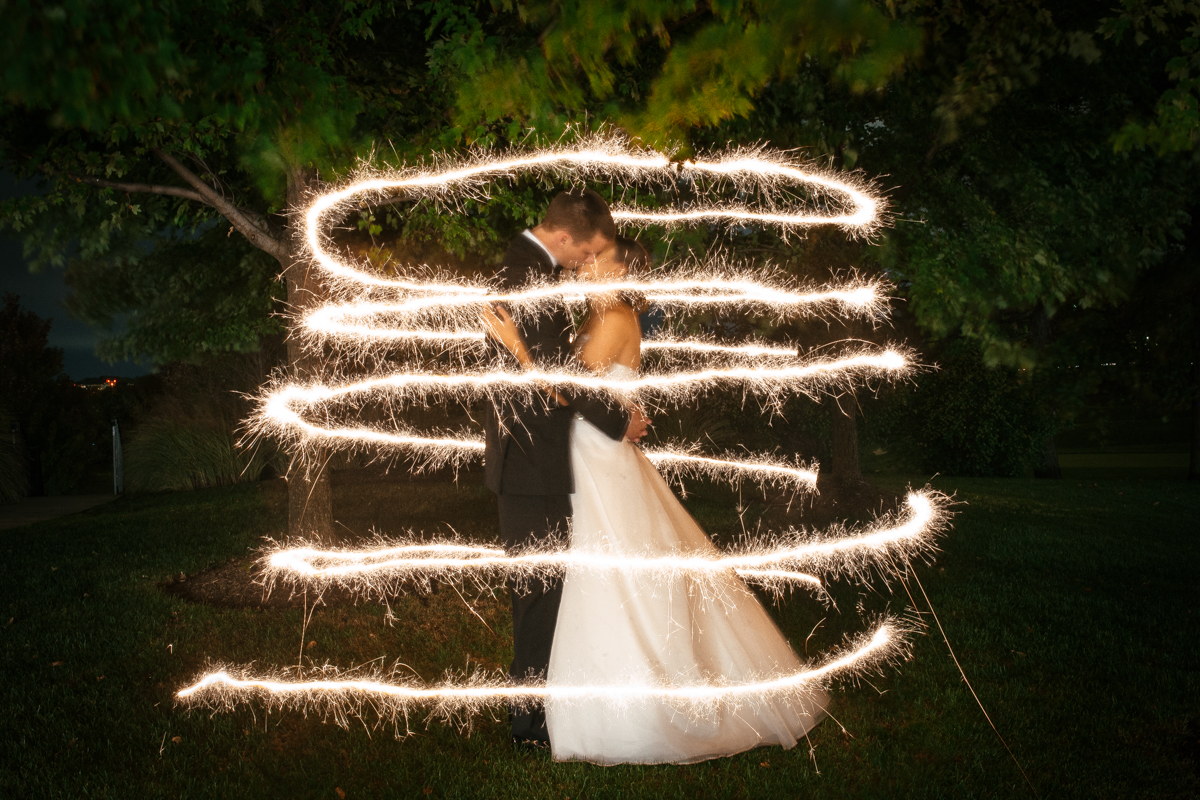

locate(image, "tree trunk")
[[829, 399, 862, 485], [282, 167, 335, 539], [1035, 434, 1063, 479], [1190, 320, 1199, 481], [1190, 396, 1199, 481], [1032, 307, 1062, 479]]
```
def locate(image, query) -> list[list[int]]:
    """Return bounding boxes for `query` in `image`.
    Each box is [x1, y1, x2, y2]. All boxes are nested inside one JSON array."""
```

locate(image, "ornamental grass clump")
[[124, 416, 278, 492], [0, 437, 28, 502], [124, 353, 283, 493]]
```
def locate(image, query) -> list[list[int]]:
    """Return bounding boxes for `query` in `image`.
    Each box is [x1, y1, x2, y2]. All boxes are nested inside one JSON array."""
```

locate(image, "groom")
[[483, 188, 649, 749]]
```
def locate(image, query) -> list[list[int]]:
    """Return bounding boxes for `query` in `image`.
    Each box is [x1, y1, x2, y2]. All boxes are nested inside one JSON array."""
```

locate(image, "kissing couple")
[[482, 188, 828, 765]]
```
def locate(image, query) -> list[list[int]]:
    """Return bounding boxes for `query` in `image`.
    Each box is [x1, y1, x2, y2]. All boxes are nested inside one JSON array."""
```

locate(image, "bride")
[[488, 238, 828, 765]]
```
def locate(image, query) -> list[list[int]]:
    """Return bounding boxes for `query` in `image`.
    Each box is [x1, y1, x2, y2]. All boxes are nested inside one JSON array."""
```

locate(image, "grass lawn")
[[2, 474, 1197, 799]]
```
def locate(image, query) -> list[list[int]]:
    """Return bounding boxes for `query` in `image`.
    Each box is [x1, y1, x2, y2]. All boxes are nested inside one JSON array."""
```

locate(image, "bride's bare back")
[[574, 298, 641, 375]]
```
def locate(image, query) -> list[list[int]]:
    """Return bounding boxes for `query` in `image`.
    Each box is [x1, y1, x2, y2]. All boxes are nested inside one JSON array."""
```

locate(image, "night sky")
[[1, 172, 149, 380]]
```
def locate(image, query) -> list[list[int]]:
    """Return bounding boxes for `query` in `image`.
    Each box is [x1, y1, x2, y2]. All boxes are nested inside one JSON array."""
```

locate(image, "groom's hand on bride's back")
[[625, 405, 650, 443]]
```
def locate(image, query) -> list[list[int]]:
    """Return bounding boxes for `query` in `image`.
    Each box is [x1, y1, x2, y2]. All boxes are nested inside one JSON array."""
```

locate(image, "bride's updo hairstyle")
[[615, 236, 651, 314]]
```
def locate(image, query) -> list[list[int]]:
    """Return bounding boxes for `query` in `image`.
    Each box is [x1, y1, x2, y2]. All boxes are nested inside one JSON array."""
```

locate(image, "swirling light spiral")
[[178, 135, 941, 729]]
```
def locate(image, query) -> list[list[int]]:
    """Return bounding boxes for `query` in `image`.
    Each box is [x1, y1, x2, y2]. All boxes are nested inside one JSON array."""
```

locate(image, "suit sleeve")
[[498, 235, 630, 441], [565, 391, 629, 441]]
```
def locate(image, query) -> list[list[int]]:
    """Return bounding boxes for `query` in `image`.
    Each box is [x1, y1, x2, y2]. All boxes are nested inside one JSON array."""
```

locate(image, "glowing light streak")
[[260, 351, 909, 418], [302, 138, 881, 290], [297, 315, 812, 364], [244, 403, 817, 494], [288, 320, 810, 363], [299, 278, 884, 346], [178, 624, 898, 716], [643, 447, 817, 493], [612, 205, 872, 228], [258, 493, 942, 603], [641, 339, 801, 359]]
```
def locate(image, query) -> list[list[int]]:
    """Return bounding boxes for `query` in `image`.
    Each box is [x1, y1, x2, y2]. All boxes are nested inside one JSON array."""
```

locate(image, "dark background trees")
[[0, 293, 115, 496], [1, 0, 1195, 521], [448, 0, 1198, 482], [1, 0, 470, 529]]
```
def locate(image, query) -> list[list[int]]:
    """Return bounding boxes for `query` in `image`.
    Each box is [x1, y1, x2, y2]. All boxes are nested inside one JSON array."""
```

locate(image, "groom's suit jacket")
[[483, 233, 629, 496]]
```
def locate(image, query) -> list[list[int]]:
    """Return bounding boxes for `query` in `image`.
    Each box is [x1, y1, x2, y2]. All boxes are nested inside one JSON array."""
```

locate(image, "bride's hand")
[[624, 405, 650, 443]]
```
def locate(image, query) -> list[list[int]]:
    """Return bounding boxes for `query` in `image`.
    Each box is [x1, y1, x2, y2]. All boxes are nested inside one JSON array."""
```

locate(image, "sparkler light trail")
[[301, 135, 883, 292], [249, 347, 908, 491], [644, 446, 817, 495], [300, 276, 885, 344], [255, 492, 943, 603], [260, 349, 908, 417], [181, 136, 949, 741], [178, 623, 906, 726], [290, 318, 815, 363]]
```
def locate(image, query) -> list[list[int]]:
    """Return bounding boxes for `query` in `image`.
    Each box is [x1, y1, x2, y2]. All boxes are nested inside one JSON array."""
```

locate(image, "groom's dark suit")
[[484, 232, 629, 743]]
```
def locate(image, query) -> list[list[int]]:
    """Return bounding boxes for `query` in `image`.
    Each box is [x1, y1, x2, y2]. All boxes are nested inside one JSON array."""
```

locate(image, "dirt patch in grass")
[[160, 556, 380, 609], [161, 471, 492, 609]]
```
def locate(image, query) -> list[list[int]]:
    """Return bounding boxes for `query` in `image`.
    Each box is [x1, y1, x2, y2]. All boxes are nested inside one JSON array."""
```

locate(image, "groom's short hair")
[[542, 188, 617, 243]]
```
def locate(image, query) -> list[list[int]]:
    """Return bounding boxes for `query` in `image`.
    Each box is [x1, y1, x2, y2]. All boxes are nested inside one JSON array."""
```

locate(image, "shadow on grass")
[[1, 474, 1197, 799]]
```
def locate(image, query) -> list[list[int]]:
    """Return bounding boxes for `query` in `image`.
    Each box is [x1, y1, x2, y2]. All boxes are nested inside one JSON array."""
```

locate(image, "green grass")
[[2, 475, 1198, 799]]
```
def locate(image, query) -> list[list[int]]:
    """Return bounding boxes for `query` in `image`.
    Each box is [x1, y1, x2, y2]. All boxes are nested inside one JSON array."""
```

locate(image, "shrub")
[[0, 437, 28, 502], [123, 352, 283, 493], [124, 417, 278, 492], [867, 338, 1050, 477]]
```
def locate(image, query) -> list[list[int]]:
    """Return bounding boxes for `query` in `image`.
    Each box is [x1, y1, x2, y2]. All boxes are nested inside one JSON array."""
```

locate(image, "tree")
[[446, 0, 922, 148], [1098, 0, 1200, 478], [0, 293, 105, 495], [870, 1, 1197, 476], [443, 0, 1198, 479], [0, 0, 491, 536], [0, 293, 63, 496], [1103, 0, 1200, 155]]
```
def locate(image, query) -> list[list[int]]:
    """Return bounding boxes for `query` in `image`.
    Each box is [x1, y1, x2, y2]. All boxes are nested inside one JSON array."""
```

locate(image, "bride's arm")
[[481, 303, 534, 369]]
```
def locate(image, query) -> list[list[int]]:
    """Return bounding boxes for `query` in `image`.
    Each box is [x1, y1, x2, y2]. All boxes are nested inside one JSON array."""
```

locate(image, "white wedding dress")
[[545, 365, 828, 765]]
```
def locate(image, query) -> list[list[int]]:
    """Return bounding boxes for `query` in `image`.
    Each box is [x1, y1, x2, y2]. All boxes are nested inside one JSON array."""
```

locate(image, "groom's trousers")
[[497, 493, 572, 743]]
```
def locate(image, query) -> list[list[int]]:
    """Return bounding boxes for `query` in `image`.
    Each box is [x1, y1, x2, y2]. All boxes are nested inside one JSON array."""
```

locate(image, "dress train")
[[545, 396, 828, 765]]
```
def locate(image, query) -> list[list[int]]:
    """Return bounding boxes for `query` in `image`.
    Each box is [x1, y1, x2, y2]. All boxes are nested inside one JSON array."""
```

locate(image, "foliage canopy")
[[0, 1, 1196, 479]]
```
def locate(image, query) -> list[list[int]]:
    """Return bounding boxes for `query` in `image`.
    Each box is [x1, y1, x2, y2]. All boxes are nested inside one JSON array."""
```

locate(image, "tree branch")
[[71, 174, 207, 204], [152, 148, 288, 261]]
